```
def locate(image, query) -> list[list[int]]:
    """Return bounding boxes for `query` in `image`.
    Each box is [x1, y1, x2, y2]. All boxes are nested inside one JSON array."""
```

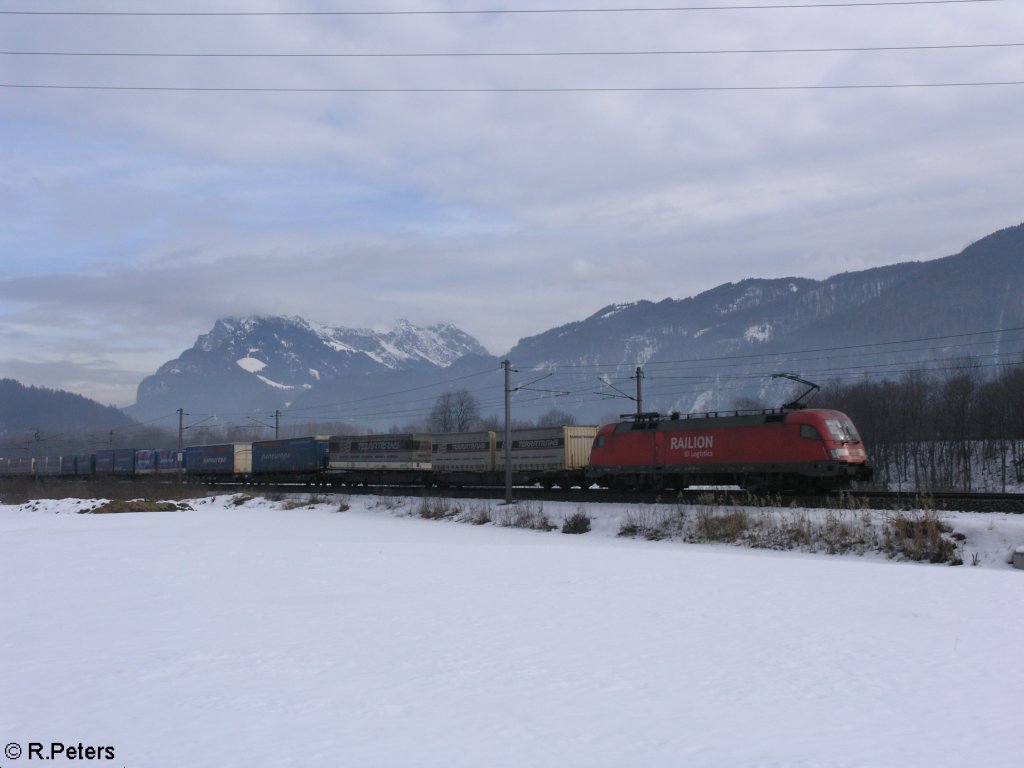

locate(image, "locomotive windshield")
[[824, 419, 860, 443]]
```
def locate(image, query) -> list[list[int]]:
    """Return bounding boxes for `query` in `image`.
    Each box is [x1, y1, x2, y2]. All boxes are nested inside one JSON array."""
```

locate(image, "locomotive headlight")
[[831, 447, 865, 460]]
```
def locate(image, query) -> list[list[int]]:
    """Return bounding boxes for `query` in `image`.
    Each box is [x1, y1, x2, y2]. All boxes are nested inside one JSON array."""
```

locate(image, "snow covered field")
[[2, 494, 1023, 768]]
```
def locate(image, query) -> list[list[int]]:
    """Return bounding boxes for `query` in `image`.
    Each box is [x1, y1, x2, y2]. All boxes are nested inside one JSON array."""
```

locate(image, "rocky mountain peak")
[[130, 315, 490, 420]]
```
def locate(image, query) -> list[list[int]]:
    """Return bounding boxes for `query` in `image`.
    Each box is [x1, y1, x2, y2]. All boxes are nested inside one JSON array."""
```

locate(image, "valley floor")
[[2, 495, 1022, 767]]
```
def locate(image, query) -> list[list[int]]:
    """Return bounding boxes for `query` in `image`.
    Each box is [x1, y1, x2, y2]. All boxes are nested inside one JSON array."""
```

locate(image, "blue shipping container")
[[184, 443, 251, 475], [156, 449, 181, 472], [113, 448, 136, 475], [134, 449, 158, 474], [252, 437, 329, 475], [75, 454, 95, 476], [95, 450, 115, 474]]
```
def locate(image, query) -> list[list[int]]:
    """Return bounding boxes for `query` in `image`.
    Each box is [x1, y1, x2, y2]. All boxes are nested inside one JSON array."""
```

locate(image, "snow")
[[744, 322, 774, 342], [255, 374, 311, 390], [2, 495, 1022, 768], [598, 303, 637, 320], [236, 356, 267, 373]]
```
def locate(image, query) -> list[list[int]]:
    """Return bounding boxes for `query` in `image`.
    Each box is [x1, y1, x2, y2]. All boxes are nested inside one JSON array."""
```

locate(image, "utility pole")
[[503, 359, 513, 504], [33, 428, 41, 481], [635, 366, 644, 417], [275, 410, 281, 440], [177, 408, 186, 480]]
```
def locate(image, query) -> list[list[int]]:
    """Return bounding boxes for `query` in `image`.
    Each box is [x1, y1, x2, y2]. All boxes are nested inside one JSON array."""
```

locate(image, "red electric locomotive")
[[587, 408, 872, 492]]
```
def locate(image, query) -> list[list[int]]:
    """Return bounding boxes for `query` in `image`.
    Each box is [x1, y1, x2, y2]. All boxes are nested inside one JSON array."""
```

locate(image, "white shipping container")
[[495, 426, 598, 473], [431, 431, 496, 472]]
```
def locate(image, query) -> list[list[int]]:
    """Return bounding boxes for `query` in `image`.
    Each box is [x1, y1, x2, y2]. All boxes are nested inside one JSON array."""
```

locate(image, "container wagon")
[[74, 454, 96, 477], [95, 450, 115, 474], [36, 456, 63, 477], [251, 436, 330, 483], [184, 443, 252, 481], [430, 431, 496, 486], [496, 425, 598, 488], [328, 433, 432, 486]]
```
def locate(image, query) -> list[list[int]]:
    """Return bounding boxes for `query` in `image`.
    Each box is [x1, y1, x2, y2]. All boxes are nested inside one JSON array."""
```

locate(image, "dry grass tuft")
[[498, 501, 555, 531], [615, 496, 961, 564], [91, 500, 191, 514]]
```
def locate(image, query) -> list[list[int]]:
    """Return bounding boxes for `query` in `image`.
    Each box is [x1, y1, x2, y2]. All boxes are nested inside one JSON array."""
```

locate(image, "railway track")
[[4, 476, 1022, 513]]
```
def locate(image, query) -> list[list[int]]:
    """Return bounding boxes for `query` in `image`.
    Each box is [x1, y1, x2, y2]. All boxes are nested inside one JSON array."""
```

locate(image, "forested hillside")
[[0, 379, 134, 437]]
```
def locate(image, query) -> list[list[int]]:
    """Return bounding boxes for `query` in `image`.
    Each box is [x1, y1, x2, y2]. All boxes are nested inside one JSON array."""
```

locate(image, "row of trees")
[[817, 360, 1024, 491], [422, 390, 575, 434]]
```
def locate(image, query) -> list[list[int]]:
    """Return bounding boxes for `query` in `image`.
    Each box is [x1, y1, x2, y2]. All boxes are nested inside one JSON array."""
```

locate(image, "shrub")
[[617, 507, 681, 541], [417, 497, 463, 520], [461, 501, 493, 525], [883, 510, 958, 563], [371, 494, 405, 511], [561, 509, 591, 534], [694, 508, 751, 542], [498, 501, 555, 531]]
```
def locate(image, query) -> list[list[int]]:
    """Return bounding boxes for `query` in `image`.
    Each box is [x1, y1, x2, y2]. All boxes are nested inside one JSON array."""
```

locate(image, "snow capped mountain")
[[202, 315, 487, 380], [129, 316, 490, 421]]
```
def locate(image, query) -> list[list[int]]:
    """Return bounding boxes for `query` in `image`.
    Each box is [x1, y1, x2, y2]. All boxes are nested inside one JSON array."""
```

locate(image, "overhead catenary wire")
[[533, 327, 1024, 370], [4, 42, 1022, 57], [0, 0, 1006, 15], [271, 328, 1024, 423], [4, 81, 1024, 92], [6, 2, 1018, 94]]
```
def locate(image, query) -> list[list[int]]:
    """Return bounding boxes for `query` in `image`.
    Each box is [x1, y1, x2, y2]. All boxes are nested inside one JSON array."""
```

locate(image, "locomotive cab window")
[[825, 419, 860, 442], [799, 424, 822, 440]]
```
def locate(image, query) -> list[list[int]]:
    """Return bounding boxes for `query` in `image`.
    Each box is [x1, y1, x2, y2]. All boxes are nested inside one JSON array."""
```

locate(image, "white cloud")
[[0, 0, 1022, 404]]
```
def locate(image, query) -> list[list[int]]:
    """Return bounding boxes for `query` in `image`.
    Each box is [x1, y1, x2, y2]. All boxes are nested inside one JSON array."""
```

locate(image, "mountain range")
[[91, 222, 1024, 429]]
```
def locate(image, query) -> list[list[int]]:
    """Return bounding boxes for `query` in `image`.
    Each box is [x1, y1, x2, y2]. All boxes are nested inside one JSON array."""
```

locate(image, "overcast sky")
[[1, 0, 1022, 406]]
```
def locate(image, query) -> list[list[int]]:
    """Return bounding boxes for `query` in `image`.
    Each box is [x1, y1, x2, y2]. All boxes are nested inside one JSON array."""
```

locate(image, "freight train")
[[0, 409, 872, 493]]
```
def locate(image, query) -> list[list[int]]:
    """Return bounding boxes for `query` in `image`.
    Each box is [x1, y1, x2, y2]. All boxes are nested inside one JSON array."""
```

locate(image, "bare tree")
[[429, 390, 481, 433]]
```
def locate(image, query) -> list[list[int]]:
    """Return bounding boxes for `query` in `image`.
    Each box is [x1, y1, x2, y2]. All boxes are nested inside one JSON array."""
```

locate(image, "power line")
[[0, 0, 1005, 15], [542, 326, 1024, 370], [4, 81, 1024, 92], [4, 42, 1021, 57]]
